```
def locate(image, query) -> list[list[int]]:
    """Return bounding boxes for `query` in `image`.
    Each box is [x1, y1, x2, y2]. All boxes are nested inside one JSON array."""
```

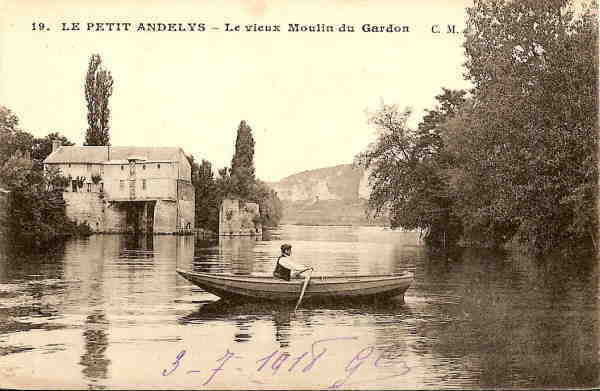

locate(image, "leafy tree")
[[356, 105, 429, 227], [417, 88, 468, 160], [0, 105, 18, 131], [454, 0, 598, 254], [252, 180, 283, 227], [230, 120, 256, 199], [188, 120, 282, 232], [31, 132, 74, 162], [0, 106, 34, 165], [84, 54, 113, 146], [215, 166, 234, 200], [0, 107, 88, 246], [357, 96, 465, 247], [0, 152, 87, 246], [187, 155, 220, 232]]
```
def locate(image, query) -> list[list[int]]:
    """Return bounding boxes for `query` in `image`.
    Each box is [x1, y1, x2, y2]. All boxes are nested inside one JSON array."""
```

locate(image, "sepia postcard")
[[0, 0, 598, 389]]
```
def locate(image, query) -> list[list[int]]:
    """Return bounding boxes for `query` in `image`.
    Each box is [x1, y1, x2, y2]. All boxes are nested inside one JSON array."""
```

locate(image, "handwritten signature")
[[161, 336, 410, 388]]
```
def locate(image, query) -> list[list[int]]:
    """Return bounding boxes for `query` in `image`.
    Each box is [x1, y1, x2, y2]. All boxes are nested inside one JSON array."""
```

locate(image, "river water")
[[0, 226, 598, 389]]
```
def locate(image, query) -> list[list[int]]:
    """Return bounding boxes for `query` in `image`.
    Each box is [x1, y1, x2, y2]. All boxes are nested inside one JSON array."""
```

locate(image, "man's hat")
[[281, 243, 292, 252]]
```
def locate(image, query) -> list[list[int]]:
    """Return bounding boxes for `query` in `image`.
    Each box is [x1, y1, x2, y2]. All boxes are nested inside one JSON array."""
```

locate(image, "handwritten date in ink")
[[160, 337, 410, 388]]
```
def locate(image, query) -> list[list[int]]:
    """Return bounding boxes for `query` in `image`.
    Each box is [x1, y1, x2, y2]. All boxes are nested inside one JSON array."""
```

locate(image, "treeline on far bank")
[[356, 1, 598, 257], [187, 120, 283, 234]]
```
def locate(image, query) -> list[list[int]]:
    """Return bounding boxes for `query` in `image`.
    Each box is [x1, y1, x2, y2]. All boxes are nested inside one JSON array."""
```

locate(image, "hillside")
[[268, 164, 387, 226]]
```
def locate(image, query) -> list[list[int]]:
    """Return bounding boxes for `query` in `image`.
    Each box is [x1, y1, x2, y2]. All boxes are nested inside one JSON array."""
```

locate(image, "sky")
[[0, 0, 473, 182]]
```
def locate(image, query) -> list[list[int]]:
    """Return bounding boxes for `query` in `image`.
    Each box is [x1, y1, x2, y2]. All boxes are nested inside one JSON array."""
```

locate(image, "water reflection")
[[409, 248, 599, 388], [180, 299, 414, 353], [80, 311, 109, 389], [0, 227, 597, 389]]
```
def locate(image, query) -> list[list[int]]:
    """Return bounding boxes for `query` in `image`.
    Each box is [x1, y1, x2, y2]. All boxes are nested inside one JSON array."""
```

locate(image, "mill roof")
[[44, 146, 183, 164]]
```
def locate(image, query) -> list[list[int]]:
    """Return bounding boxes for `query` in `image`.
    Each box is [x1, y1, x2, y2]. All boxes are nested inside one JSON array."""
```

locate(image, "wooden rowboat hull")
[[176, 269, 413, 303]]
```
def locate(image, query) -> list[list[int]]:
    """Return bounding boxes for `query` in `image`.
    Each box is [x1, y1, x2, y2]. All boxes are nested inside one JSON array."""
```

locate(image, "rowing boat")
[[176, 269, 413, 303]]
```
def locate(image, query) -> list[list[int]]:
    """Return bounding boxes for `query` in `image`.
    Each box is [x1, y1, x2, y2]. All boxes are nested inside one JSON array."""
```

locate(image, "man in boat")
[[273, 243, 313, 281]]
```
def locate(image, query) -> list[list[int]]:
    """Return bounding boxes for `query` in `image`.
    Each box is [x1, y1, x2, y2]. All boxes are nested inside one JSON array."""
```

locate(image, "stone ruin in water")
[[219, 199, 262, 236]]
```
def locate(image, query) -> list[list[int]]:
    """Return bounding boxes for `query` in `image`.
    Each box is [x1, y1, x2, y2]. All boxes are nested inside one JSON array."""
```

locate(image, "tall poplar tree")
[[230, 120, 256, 199], [84, 54, 113, 146]]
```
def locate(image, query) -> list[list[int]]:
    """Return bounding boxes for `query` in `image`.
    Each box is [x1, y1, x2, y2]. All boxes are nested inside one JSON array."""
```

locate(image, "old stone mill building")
[[43, 142, 195, 233]]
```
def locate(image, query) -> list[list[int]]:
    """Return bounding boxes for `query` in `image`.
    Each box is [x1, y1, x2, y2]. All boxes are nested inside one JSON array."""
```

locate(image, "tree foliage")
[[31, 132, 75, 162], [187, 155, 220, 233], [0, 106, 34, 165], [1, 105, 73, 166], [84, 54, 113, 146], [357, 0, 597, 255], [357, 96, 465, 246], [454, 0, 598, 253], [0, 107, 85, 247], [230, 120, 256, 200], [253, 180, 283, 227], [188, 120, 283, 232]]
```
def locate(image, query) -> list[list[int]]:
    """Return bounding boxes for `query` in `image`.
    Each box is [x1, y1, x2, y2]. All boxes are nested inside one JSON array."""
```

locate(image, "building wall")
[[105, 177, 177, 200], [177, 181, 195, 230], [45, 148, 195, 233], [154, 200, 177, 233], [63, 193, 127, 233], [63, 192, 106, 231], [47, 161, 182, 201], [104, 202, 128, 232], [62, 193, 190, 234], [176, 150, 192, 181], [219, 199, 262, 236], [99, 162, 179, 200], [50, 162, 103, 181]]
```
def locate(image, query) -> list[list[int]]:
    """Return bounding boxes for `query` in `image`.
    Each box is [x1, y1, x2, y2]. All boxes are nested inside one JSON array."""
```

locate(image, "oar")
[[294, 269, 312, 312]]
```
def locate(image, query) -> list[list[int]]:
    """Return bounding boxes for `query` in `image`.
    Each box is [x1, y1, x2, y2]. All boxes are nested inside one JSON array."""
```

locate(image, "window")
[[68, 164, 71, 168], [87, 183, 91, 192], [86, 164, 91, 171], [121, 165, 124, 171], [119, 180, 125, 191], [157, 163, 161, 169], [142, 164, 146, 170], [100, 183, 104, 192], [142, 179, 146, 190]]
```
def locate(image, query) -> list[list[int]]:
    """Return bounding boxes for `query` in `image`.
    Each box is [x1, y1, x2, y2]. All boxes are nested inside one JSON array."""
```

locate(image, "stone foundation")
[[104, 201, 127, 232], [177, 181, 195, 230], [154, 200, 177, 233], [63, 192, 193, 234], [64, 192, 106, 231]]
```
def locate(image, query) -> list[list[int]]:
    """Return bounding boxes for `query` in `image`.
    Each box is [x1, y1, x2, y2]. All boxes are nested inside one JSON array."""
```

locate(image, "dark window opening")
[[157, 164, 161, 169]]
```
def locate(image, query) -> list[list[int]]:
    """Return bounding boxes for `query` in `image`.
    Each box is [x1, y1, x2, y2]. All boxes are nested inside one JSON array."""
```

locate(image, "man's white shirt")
[[278, 256, 308, 272]]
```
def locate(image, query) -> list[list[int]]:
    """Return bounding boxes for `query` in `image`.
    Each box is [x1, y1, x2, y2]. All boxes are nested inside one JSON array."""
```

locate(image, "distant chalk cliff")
[[267, 164, 386, 226], [268, 164, 368, 202]]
